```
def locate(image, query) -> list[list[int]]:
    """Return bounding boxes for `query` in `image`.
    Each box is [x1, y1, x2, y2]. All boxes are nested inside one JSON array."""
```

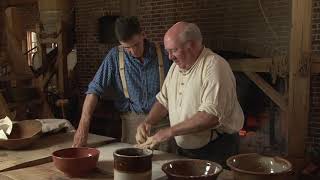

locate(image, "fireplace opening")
[[217, 50, 284, 155]]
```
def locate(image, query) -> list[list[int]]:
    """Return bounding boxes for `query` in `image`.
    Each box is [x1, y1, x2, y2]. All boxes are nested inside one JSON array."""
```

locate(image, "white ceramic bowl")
[[162, 159, 222, 180], [227, 153, 292, 180]]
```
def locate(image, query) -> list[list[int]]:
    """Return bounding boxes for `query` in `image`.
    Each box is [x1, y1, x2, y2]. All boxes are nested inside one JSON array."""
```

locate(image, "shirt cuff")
[[198, 102, 224, 122], [86, 81, 104, 96]]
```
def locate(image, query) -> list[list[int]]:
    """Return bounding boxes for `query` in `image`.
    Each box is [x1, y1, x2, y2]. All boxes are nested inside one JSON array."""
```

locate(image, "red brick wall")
[[138, 0, 290, 57], [311, 0, 320, 148], [75, 0, 120, 94]]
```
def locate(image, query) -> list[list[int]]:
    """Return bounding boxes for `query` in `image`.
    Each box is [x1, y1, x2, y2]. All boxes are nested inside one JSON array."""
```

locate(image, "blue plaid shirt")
[[86, 40, 171, 113]]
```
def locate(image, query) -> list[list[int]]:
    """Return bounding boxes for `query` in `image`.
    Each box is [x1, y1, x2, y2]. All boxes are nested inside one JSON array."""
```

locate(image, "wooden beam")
[[5, 7, 32, 77], [228, 58, 273, 72], [7, 0, 37, 6], [244, 72, 287, 111], [42, 60, 57, 90], [56, 22, 69, 97], [287, 0, 312, 157], [5, 7, 23, 42]]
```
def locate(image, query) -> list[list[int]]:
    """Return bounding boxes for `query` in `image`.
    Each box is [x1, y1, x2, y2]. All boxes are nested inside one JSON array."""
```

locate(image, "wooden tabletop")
[[0, 132, 115, 172], [0, 142, 234, 180]]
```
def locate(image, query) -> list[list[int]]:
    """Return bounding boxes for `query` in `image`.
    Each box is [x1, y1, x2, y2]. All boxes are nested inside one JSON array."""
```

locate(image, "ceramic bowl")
[[52, 147, 100, 177], [0, 120, 42, 149], [162, 159, 222, 180], [226, 153, 292, 180]]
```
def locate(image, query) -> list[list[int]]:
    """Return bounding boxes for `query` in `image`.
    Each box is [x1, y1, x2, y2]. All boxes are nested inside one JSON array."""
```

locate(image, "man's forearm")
[[78, 94, 99, 129], [170, 111, 219, 137], [145, 101, 168, 125]]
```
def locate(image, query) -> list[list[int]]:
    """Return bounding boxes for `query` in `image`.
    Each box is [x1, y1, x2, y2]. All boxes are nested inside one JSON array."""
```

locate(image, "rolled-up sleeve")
[[198, 59, 236, 126], [156, 79, 169, 109], [86, 50, 115, 96], [156, 66, 173, 109]]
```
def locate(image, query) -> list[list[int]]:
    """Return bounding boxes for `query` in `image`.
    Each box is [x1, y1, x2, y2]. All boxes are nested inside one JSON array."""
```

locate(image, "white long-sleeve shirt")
[[156, 47, 244, 149]]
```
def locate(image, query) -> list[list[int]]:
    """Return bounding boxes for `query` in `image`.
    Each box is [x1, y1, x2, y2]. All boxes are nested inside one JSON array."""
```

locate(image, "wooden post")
[[56, 21, 68, 97], [35, 24, 47, 91], [7, 0, 37, 6], [288, 0, 312, 157], [5, 7, 32, 77]]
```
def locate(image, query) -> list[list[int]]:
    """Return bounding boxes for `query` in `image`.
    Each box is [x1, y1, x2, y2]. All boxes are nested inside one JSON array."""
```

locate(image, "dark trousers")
[[177, 133, 239, 168]]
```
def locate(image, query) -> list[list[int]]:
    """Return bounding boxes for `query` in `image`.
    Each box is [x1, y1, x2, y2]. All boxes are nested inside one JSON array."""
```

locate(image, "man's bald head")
[[164, 21, 203, 46], [164, 22, 204, 70]]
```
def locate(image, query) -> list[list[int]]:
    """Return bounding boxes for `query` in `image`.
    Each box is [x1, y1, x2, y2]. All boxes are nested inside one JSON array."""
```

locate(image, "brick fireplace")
[[217, 50, 287, 155]]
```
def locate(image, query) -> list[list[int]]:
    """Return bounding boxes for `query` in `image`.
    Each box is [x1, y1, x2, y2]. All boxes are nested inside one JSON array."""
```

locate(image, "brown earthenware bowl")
[[162, 159, 223, 180], [226, 153, 292, 180], [0, 120, 42, 150], [52, 147, 100, 177]]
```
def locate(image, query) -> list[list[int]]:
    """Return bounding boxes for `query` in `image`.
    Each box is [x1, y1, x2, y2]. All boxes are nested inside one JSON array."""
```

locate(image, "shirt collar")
[[126, 39, 155, 65], [179, 46, 207, 75]]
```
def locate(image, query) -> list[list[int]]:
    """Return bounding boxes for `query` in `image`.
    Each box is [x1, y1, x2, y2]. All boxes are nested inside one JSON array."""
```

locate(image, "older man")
[[136, 22, 244, 166]]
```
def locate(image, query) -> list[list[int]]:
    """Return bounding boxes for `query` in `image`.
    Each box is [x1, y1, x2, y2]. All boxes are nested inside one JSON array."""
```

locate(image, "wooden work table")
[[0, 132, 115, 172], [0, 134, 233, 180]]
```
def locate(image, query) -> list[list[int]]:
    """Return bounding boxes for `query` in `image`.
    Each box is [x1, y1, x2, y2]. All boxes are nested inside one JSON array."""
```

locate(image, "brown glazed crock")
[[113, 148, 153, 180]]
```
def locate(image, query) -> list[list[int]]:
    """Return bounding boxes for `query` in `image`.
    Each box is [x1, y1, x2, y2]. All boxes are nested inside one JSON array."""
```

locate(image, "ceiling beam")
[[7, 0, 37, 6], [244, 72, 287, 111], [228, 58, 273, 72]]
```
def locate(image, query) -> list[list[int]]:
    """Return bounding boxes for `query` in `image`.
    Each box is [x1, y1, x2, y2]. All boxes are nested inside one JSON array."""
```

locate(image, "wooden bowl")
[[0, 120, 42, 150], [162, 159, 222, 180], [52, 147, 100, 177], [226, 153, 292, 180]]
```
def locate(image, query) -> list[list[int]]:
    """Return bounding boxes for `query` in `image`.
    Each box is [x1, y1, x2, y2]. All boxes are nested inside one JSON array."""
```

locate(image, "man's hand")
[[136, 127, 173, 149], [136, 122, 151, 144], [72, 127, 88, 147], [72, 94, 97, 147]]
